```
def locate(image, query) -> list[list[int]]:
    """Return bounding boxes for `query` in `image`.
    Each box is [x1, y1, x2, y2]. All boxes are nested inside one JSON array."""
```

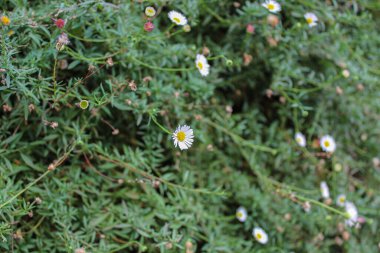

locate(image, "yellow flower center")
[[197, 62, 203, 70], [296, 137, 301, 143], [339, 197, 345, 203], [236, 212, 243, 218], [306, 18, 313, 24], [268, 4, 275, 10], [1, 16, 11, 25], [173, 17, 181, 24], [256, 233, 262, 240], [177, 131, 186, 142], [324, 141, 330, 147], [80, 100, 89, 109]]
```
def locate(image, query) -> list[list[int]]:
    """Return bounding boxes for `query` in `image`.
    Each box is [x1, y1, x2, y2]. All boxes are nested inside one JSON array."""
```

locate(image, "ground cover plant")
[[1, 0, 380, 252]]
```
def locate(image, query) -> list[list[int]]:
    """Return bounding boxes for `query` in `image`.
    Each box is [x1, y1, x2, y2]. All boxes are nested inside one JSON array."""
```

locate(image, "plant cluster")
[[0, 0, 379, 252]]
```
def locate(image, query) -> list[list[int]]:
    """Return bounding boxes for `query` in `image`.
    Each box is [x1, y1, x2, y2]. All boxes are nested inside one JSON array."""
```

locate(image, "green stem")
[[0, 170, 51, 210], [131, 56, 192, 72], [203, 118, 277, 154], [296, 194, 350, 218], [0, 143, 76, 210], [149, 114, 172, 135], [53, 55, 58, 96]]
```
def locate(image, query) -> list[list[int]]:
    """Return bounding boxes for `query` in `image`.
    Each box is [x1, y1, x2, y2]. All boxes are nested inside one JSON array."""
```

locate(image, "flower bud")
[[144, 21, 154, 32]]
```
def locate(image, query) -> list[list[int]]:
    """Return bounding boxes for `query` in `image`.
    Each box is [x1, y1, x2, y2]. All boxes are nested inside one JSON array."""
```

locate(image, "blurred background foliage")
[[0, 0, 379, 252]]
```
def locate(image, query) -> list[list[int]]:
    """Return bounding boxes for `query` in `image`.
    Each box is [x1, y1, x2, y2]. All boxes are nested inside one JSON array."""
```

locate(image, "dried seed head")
[[106, 57, 114, 67], [13, 230, 23, 240], [279, 96, 286, 104], [243, 53, 253, 66], [267, 37, 278, 47], [267, 14, 279, 27], [302, 201, 311, 212], [48, 163, 56, 171], [372, 157, 380, 168], [128, 80, 137, 91], [335, 237, 343, 246], [356, 83, 364, 91], [342, 231, 350, 241], [233, 2, 241, 8], [3, 104, 12, 112], [112, 129, 120, 135], [225, 105, 233, 114], [324, 198, 332, 205], [35, 197, 42, 205], [336, 86, 343, 95], [202, 46, 210, 56], [50, 122, 59, 129], [266, 89, 273, 98], [152, 180, 160, 188], [342, 69, 350, 78], [165, 242, 173, 249], [58, 59, 68, 70], [143, 76, 152, 82], [75, 248, 86, 253], [194, 114, 202, 121]]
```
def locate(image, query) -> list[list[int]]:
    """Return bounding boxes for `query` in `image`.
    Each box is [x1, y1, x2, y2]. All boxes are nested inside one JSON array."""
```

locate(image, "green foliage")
[[1, 0, 380, 252]]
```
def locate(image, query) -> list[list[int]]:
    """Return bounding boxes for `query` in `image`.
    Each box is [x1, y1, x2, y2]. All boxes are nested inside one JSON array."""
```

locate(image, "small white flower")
[[173, 125, 194, 150], [145, 7, 156, 17], [345, 201, 358, 227], [320, 181, 330, 199], [236, 207, 247, 222], [336, 194, 346, 207], [304, 12, 318, 27], [195, 54, 210, 76], [253, 227, 268, 244], [320, 135, 336, 153], [295, 132, 306, 147], [262, 0, 281, 13], [168, 10, 187, 26]]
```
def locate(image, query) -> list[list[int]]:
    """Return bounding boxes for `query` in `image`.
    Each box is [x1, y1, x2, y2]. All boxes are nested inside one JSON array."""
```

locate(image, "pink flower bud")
[[54, 19, 65, 29], [246, 23, 255, 34], [144, 22, 154, 32]]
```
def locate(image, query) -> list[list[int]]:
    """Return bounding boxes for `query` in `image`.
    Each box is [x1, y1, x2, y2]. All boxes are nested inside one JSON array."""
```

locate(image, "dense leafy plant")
[[1, 0, 379, 252]]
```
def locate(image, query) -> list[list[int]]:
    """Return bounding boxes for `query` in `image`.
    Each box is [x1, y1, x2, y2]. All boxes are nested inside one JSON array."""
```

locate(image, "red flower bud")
[[54, 19, 65, 29], [144, 21, 154, 32], [246, 23, 255, 34]]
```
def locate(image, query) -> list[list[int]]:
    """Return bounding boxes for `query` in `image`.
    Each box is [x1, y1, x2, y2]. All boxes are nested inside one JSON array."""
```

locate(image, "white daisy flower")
[[295, 132, 306, 147], [195, 54, 210, 76], [320, 135, 336, 153], [345, 201, 358, 227], [168, 10, 187, 26], [320, 181, 330, 199], [262, 0, 281, 13], [304, 12, 318, 27], [253, 227, 268, 244], [145, 7, 156, 17], [236, 207, 247, 222], [172, 125, 194, 150], [336, 194, 346, 207]]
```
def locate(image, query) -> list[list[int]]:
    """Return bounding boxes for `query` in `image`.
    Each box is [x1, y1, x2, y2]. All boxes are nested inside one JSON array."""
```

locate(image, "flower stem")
[[150, 114, 172, 135]]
